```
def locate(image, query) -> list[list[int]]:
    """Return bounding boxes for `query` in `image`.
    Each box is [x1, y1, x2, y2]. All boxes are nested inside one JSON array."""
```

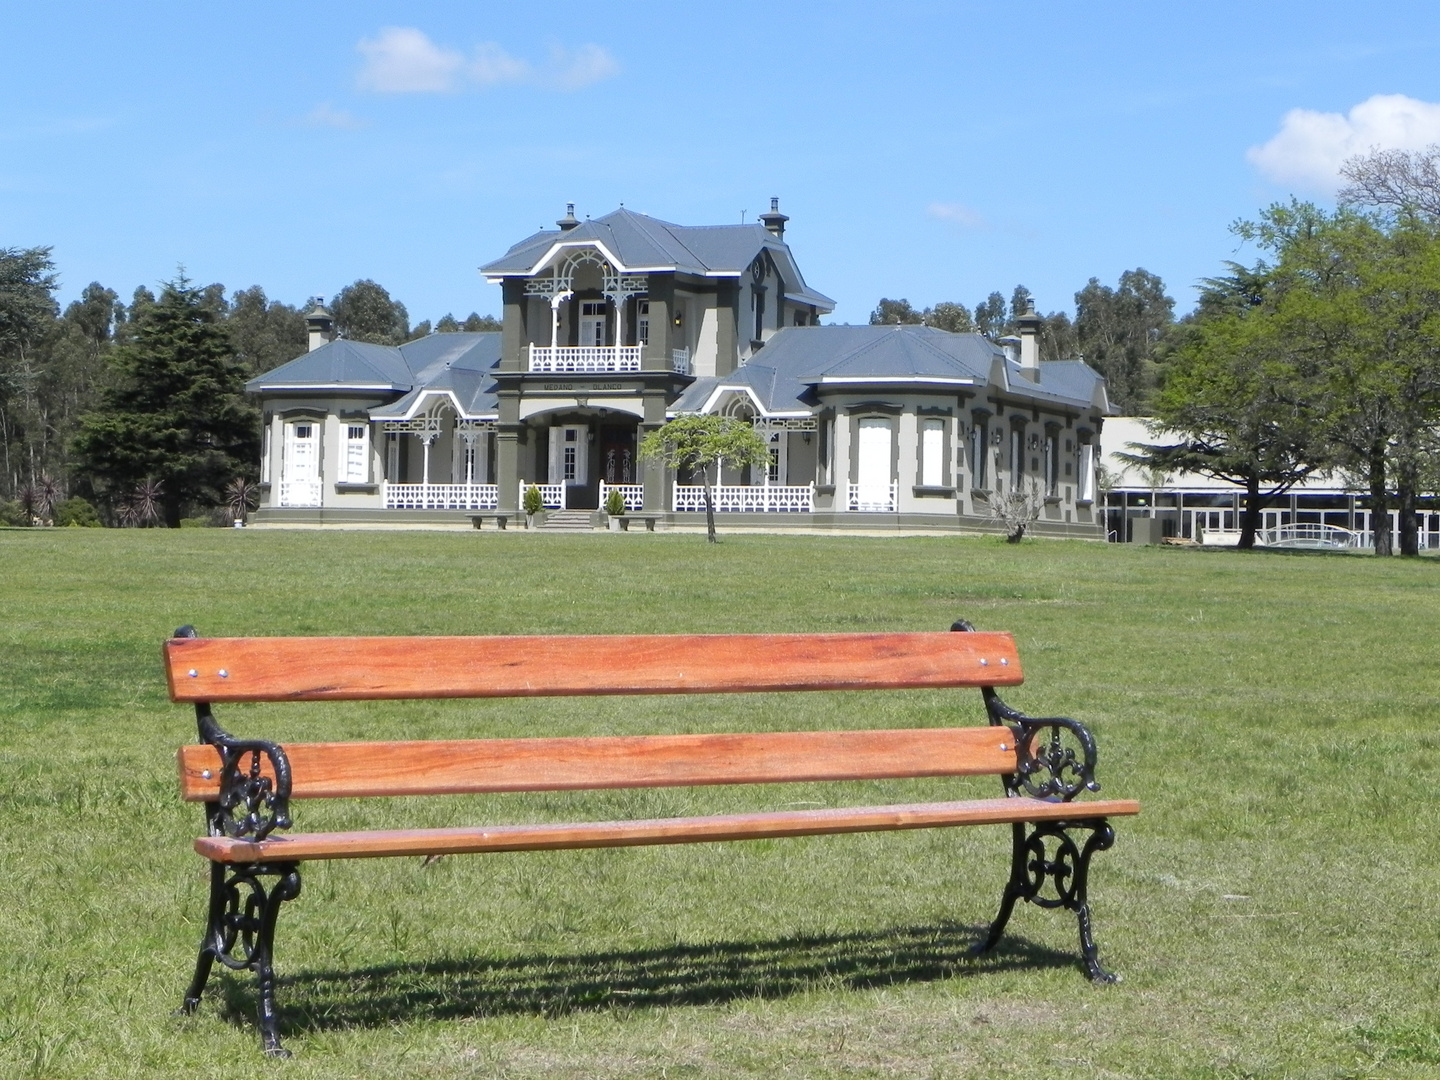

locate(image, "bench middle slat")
[[178, 727, 1017, 801]]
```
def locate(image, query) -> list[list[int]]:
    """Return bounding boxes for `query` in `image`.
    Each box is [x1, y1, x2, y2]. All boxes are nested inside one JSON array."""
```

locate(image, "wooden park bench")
[[166, 622, 1139, 1056]]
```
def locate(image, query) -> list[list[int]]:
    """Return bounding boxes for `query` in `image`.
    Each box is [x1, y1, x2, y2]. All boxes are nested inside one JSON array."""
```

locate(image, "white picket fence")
[[520, 482, 567, 509], [597, 482, 645, 512], [672, 483, 814, 513], [384, 483, 498, 510]]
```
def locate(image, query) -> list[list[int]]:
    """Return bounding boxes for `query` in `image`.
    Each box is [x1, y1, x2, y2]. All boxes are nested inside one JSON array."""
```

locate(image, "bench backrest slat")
[[164, 632, 1022, 703], [177, 727, 1017, 801]]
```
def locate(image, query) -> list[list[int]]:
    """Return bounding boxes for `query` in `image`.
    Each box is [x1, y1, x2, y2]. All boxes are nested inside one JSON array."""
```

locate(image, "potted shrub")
[[604, 487, 627, 531], [523, 484, 545, 528]]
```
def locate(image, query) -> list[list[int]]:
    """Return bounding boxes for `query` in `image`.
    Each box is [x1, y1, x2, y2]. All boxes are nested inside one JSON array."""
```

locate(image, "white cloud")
[[1247, 93, 1440, 192], [927, 201, 985, 228], [469, 42, 531, 87], [357, 27, 463, 93], [541, 43, 620, 91], [356, 28, 618, 94], [303, 102, 367, 130]]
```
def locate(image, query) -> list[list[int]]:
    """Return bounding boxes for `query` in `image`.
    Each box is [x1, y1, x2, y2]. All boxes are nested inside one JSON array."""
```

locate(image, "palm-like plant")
[[225, 478, 259, 524], [122, 479, 163, 527]]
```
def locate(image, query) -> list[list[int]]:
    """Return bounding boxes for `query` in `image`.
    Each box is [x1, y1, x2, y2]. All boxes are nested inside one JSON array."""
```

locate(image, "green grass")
[[2, 528, 1439, 1078]]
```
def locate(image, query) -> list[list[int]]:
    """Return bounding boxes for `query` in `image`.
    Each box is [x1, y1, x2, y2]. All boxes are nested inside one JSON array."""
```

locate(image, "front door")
[[281, 421, 321, 506], [856, 417, 893, 509], [600, 426, 637, 486]]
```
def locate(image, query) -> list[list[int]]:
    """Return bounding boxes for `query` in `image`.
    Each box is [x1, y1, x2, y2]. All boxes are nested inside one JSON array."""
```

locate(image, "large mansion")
[[248, 202, 1110, 535]]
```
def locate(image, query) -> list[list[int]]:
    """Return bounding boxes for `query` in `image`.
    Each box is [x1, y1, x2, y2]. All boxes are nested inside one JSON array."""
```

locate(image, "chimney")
[[305, 298, 336, 352], [1016, 297, 1042, 381], [759, 196, 788, 239], [557, 202, 580, 232]]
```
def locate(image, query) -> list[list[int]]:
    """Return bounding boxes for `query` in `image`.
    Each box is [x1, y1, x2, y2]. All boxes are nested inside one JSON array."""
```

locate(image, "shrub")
[[523, 485, 543, 515], [53, 497, 101, 527], [605, 488, 627, 516], [0, 500, 26, 526]]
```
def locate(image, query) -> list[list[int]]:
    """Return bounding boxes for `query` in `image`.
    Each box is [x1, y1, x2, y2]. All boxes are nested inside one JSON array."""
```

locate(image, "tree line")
[[0, 263, 497, 525], [869, 269, 1176, 415]]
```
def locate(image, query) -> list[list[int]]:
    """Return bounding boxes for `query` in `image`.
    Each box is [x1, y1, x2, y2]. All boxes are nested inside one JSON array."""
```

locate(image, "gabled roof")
[[247, 333, 503, 418], [480, 207, 835, 311], [671, 325, 1108, 417]]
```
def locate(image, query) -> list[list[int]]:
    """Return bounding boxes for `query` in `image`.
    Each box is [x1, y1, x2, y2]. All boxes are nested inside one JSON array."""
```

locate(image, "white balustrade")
[[598, 481, 645, 512], [846, 481, 899, 512], [383, 483, 498, 510], [672, 483, 814, 513], [528, 345, 642, 372], [671, 348, 691, 374], [520, 482, 567, 509], [278, 480, 323, 507]]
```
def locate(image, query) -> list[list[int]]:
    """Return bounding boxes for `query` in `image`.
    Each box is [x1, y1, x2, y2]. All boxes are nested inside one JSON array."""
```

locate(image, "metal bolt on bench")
[[166, 620, 1139, 1057]]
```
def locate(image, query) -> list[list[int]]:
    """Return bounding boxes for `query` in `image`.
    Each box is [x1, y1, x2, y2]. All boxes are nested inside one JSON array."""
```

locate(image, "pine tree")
[[72, 275, 258, 526]]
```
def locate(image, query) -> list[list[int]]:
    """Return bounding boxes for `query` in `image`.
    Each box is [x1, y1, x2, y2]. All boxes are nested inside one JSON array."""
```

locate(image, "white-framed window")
[[1044, 433, 1057, 496], [636, 300, 649, 345], [344, 424, 369, 483], [767, 432, 784, 483], [920, 418, 945, 487], [1011, 428, 1023, 487], [580, 301, 606, 347], [261, 422, 271, 484], [1079, 442, 1096, 502], [970, 423, 986, 489]]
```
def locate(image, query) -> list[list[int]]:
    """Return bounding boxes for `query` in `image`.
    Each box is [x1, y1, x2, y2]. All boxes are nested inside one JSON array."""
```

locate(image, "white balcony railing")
[[673, 483, 814, 513], [846, 481, 899, 512], [384, 483, 498, 510], [598, 481, 644, 512], [528, 345, 642, 373], [278, 479, 322, 507], [520, 482, 567, 509], [671, 348, 692, 374]]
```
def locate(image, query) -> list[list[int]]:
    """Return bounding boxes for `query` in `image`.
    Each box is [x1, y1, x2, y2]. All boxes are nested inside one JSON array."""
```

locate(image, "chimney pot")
[[759, 196, 789, 239], [557, 203, 581, 231]]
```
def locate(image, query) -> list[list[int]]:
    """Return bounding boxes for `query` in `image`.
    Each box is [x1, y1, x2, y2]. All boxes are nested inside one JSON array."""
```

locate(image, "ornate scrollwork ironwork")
[[949, 619, 1101, 802], [182, 860, 302, 1056], [197, 708, 292, 841]]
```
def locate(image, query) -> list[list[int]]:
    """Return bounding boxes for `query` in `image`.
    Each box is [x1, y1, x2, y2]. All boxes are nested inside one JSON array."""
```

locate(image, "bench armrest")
[[982, 690, 1101, 802], [197, 707, 293, 841]]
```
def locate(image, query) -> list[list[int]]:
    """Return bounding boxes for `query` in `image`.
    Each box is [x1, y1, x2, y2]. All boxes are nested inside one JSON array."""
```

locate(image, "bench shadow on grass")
[[216, 922, 1076, 1035]]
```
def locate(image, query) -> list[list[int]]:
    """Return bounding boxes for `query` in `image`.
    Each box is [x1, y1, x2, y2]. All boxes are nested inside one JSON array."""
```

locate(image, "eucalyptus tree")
[[331, 279, 409, 344]]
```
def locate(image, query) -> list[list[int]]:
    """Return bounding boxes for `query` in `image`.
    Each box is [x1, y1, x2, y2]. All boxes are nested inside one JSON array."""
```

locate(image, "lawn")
[[2, 528, 1438, 1079]]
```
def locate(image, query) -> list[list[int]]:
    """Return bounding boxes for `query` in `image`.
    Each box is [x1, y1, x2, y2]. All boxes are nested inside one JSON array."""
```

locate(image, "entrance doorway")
[[600, 425, 637, 486]]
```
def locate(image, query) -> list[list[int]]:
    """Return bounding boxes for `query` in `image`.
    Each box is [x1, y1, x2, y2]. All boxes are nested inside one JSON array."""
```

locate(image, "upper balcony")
[[527, 345, 691, 375]]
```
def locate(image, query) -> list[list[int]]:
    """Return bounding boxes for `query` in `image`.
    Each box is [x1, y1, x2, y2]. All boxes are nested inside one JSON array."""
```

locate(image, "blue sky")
[[3, 2, 1439, 326]]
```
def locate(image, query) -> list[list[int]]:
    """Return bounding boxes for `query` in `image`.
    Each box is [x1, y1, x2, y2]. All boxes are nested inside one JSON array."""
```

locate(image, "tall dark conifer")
[[72, 275, 257, 526]]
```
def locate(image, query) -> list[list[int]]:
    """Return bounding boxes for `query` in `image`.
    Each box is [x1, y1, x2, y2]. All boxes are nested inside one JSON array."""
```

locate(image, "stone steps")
[[539, 509, 595, 531]]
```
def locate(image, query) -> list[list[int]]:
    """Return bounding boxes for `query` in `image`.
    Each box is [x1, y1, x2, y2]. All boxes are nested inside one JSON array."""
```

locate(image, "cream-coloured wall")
[[694, 302, 720, 377]]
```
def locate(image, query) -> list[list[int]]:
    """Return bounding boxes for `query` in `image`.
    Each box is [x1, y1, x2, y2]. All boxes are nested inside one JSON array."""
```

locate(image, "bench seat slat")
[[178, 728, 1020, 801], [195, 797, 1143, 863], [164, 631, 1023, 703]]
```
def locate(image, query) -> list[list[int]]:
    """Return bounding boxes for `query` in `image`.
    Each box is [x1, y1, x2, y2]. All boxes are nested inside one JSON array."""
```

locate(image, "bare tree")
[[1339, 144, 1440, 219], [981, 478, 1046, 542]]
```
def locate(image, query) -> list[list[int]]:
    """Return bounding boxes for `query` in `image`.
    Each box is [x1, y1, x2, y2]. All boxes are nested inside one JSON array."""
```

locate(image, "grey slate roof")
[[481, 207, 835, 311], [672, 325, 1107, 416], [247, 332, 502, 418]]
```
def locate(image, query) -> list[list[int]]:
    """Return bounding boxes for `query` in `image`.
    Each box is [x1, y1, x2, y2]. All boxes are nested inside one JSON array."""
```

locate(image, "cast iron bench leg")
[[972, 819, 1119, 984], [179, 860, 303, 1056]]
